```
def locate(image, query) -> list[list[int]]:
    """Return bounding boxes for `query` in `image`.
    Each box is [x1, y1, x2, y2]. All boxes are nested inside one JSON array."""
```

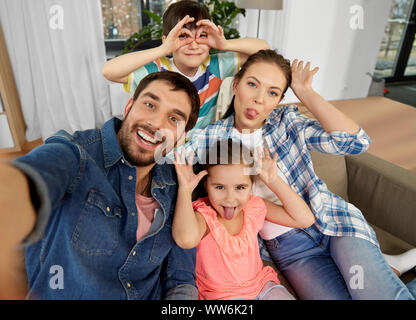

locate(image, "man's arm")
[[0, 139, 81, 299], [0, 163, 36, 299], [162, 244, 198, 300]]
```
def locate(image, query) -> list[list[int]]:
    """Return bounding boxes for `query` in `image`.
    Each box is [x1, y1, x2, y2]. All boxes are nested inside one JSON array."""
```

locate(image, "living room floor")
[[385, 83, 416, 108]]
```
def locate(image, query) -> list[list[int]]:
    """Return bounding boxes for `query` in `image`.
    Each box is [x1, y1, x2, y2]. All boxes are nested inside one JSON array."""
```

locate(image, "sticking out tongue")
[[223, 207, 235, 220], [245, 108, 258, 120]]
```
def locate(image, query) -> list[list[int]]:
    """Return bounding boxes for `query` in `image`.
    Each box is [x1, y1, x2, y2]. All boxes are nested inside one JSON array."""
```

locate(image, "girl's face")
[[233, 61, 288, 132], [204, 164, 252, 221]]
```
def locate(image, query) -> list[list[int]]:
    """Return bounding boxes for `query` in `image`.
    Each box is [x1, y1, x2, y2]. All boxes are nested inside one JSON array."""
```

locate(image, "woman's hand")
[[290, 59, 319, 97], [256, 147, 280, 186], [161, 15, 195, 54], [195, 19, 227, 51], [174, 150, 207, 193]]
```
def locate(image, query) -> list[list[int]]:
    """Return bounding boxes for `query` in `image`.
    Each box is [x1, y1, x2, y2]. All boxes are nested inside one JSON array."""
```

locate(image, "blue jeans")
[[264, 225, 416, 300]]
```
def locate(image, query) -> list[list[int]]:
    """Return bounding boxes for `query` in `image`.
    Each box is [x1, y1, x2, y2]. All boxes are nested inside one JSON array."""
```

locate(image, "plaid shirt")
[[174, 104, 378, 247]]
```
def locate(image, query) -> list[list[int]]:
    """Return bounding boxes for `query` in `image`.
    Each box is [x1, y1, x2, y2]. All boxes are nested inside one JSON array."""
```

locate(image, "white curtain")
[[0, 0, 111, 141], [236, 1, 290, 55], [236, 1, 296, 103]]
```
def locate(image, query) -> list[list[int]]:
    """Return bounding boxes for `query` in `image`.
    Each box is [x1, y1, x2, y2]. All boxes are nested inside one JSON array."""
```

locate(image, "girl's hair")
[[192, 139, 255, 200], [162, 0, 211, 36], [222, 49, 292, 120]]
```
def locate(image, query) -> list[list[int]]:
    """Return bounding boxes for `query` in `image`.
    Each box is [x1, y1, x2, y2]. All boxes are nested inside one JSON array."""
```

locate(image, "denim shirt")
[[13, 118, 197, 300]]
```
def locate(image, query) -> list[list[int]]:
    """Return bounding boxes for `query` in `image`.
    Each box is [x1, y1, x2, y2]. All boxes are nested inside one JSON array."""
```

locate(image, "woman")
[[178, 49, 416, 299]]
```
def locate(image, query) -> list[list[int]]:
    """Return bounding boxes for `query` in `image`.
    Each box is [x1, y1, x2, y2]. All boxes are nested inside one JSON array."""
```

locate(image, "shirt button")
[[132, 251, 136, 256], [121, 159, 125, 164], [131, 212, 135, 216], [126, 282, 131, 288], [106, 207, 110, 212], [128, 176, 133, 180]]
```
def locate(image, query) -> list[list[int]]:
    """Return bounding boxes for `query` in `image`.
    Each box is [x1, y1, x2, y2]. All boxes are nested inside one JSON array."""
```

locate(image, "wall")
[[0, 96, 14, 148], [238, 0, 393, 104]]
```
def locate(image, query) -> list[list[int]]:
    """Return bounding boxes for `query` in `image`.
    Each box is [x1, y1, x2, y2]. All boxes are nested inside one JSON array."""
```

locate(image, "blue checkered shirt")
[[168, 105, 378, 256]]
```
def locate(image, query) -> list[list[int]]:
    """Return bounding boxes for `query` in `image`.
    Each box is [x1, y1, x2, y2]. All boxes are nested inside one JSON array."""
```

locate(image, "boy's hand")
[[174, 150, 207, 193], [290, 59, 319, 97], [256, 147, 280, 186], [162, 15, 196, 54], [195, 20, 227, 51]]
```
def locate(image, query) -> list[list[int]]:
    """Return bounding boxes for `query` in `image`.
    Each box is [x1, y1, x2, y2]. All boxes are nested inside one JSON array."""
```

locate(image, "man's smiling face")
[[118, 80, 191, 167]]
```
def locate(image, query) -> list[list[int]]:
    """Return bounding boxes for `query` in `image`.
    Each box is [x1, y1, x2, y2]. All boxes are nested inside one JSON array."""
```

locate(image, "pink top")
[[135, 193, 160, 242], [193, 196, 279, 300]]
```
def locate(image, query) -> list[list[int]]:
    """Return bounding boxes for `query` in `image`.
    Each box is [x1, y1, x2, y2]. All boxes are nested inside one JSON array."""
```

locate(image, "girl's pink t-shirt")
[[192, 196, 279, 300], [135, 193, 160, 241]]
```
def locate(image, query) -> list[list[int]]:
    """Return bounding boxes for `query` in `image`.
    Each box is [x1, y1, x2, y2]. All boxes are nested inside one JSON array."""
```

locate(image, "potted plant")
[[122, 0, 245, 55]]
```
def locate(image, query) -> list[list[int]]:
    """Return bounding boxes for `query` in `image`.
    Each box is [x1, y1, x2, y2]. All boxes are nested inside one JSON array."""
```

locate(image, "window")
[[101, 0, 204, 57], [374, 0, 416, 81]]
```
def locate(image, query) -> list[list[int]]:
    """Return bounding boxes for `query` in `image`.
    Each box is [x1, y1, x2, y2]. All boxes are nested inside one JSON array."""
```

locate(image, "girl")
[[173, 139, 314, 300], [177, 49, 416, 299]]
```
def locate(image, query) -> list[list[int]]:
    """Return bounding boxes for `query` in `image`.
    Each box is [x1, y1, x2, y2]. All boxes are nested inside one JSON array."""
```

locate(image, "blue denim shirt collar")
[[101, 117, 124, 168]]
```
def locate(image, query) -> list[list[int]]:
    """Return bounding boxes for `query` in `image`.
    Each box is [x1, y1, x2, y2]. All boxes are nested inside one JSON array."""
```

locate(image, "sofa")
[[264, 151, 416, 298]]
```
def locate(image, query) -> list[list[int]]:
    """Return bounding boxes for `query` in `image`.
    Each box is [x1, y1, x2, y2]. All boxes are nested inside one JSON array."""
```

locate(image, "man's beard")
[[118, 121, 158, 167]]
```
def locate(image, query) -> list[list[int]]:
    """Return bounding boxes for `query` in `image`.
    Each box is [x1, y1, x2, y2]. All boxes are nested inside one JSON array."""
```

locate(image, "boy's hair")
[[222, 49, 292, 119], [132, 71, 200, 132], [162, 0, 211, 36]]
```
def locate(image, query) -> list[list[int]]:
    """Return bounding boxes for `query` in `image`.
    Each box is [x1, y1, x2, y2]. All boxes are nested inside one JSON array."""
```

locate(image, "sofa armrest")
[[345, 152, 416, 247]]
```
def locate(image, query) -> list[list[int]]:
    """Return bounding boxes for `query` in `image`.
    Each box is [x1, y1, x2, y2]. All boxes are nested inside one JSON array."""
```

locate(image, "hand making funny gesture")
[[289, 59, 360, 134], [161, 15, 196, 54], [173, 150, 207, 194], [194, 19, 227, 51], [290, 59, 320, 97]]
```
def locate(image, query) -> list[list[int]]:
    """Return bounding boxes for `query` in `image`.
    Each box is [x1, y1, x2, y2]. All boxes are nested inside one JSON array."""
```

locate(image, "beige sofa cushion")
[[309, 151, 349, 201]]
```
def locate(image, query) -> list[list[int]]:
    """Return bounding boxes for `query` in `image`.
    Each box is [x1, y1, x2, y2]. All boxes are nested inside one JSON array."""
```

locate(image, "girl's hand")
[[174, 150, 208, 193], [195, 20, 227, 50], [256, 147, 280, 186], [290, 59, 319, 97], [162, 15, 195, 54]]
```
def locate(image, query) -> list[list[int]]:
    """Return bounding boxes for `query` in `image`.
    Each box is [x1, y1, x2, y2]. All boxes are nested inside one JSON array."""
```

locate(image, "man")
[[0, 71, 200, 299]]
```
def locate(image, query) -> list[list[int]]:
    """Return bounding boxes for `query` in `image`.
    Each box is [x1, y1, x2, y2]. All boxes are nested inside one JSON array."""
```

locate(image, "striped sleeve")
[[210, 51, 241, 79], [123, 60, 160, 93]]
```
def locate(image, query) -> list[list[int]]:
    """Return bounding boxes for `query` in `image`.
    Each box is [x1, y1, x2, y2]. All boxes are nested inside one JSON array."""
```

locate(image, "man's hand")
[[0, 163, 35, 299]]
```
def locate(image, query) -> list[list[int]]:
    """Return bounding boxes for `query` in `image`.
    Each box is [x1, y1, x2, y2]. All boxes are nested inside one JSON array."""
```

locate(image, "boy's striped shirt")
[[125, 51, 241, 137]]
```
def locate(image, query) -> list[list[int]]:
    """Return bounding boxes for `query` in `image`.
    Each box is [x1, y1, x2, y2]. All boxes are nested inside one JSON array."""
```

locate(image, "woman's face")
[[232, 61, 288, 132]]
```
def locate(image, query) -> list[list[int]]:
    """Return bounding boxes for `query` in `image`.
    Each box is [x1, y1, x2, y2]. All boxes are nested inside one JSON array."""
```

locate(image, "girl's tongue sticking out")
[[223, 207, 236, 220]]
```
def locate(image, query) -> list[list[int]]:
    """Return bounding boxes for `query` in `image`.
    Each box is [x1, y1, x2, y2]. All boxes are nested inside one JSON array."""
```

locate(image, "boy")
[[102, 0, 269, 135]]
